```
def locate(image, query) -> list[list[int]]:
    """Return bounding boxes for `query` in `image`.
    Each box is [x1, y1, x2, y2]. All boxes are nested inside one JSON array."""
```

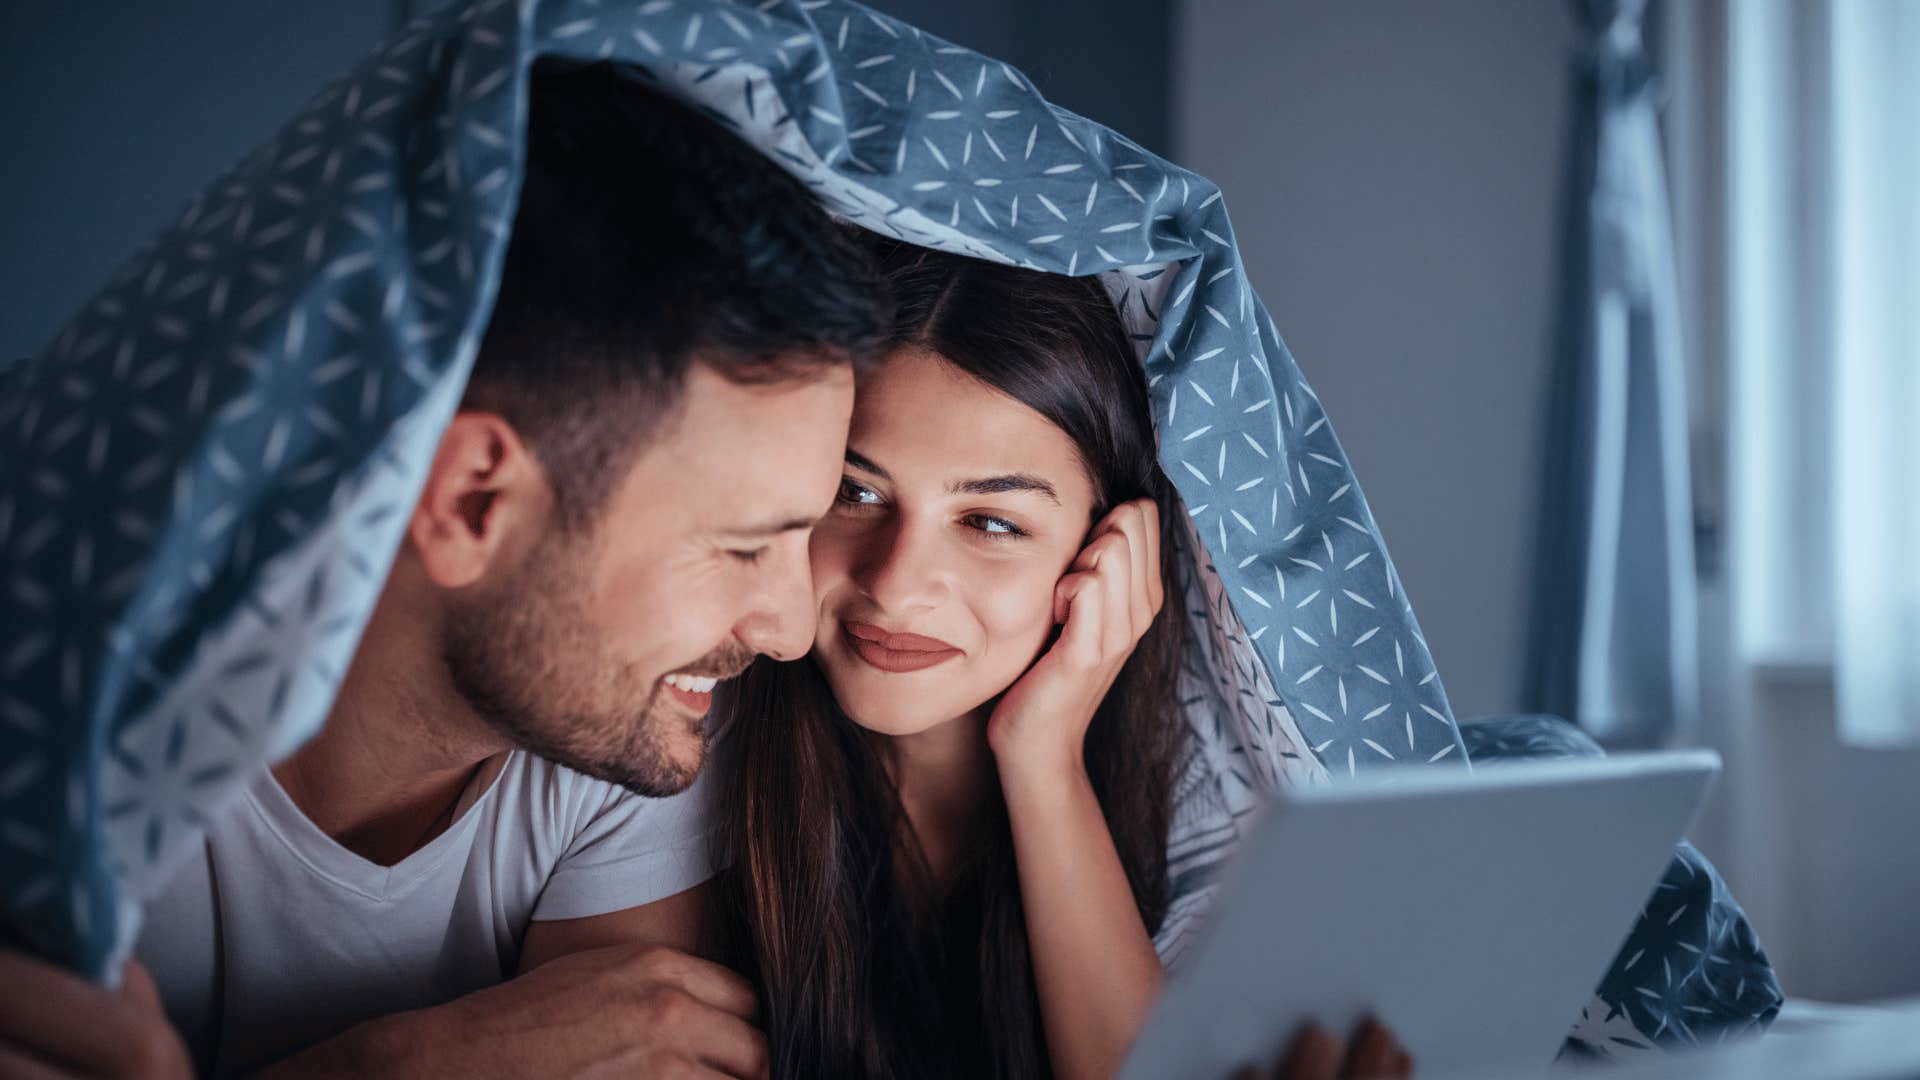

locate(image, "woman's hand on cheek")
[[987, 497, 1164, 782]]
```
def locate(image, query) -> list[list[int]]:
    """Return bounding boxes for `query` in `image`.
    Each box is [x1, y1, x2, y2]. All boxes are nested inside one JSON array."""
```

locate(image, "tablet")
[[1119, 751, 1721, 1079]]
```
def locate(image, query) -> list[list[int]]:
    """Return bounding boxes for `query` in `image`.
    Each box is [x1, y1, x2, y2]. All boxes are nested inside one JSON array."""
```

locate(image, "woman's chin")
[[834, 695, 953, 737], [823, 670, 982, 738]]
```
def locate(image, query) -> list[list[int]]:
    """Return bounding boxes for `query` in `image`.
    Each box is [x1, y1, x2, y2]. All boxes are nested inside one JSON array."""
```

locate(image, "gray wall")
[[1727, 667, 1920, 1001], [1175, 0, 1576, 721], [0, 2, 393, 361]]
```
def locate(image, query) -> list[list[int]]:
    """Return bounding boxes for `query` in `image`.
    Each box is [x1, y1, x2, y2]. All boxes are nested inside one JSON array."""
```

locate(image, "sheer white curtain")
[[1727, 0, 1920, 748]]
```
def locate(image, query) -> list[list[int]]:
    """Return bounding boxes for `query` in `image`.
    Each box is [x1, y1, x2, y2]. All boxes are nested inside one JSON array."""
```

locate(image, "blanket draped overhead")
[[0, 0, 1774, 1057]]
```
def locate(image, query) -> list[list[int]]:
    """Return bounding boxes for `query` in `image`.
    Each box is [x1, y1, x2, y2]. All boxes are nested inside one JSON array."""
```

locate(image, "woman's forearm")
[[998, 755, 1165, 1080]]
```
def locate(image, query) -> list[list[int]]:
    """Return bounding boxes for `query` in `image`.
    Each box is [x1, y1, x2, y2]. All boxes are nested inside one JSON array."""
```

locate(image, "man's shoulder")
[[493, 747, 727, 916]]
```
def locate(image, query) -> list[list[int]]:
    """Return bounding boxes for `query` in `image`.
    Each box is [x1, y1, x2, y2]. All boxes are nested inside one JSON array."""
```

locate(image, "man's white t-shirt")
[[135, 747, 719, 1076]]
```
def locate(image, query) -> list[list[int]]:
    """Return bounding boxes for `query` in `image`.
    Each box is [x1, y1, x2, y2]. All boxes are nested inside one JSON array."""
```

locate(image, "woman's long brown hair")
[[711, 240, 1189, 1079]]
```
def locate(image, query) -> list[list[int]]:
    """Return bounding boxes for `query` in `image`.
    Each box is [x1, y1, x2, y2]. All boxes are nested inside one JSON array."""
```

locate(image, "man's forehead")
[[604, 359, 851, 527], [674, 360, 853, 439]]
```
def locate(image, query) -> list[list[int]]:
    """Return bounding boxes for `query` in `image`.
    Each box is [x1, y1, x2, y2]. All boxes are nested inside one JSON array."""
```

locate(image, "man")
[[0, 59, 887, 1078]]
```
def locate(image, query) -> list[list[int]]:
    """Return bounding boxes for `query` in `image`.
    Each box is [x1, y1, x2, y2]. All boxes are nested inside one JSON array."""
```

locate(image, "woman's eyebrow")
[[849, 447, 1059, 504], [845, 447, 889, 479], [949, 473, 1059, 505]]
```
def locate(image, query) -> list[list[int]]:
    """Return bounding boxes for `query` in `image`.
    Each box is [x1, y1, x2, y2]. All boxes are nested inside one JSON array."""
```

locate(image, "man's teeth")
[[664, 674, 719, 694]]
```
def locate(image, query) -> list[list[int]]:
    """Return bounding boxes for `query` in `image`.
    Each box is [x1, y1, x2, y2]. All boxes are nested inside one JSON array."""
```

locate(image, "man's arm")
[[257, 943, 766, 1080], [0, 886, 765, 1080], [517, 882, 706, 973], [0, 951, 193, 1080], [258, 884, 765, 1079]]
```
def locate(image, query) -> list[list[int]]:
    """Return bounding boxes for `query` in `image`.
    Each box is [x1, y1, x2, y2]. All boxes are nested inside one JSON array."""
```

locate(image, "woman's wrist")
[[991, 734, 1091, 797]]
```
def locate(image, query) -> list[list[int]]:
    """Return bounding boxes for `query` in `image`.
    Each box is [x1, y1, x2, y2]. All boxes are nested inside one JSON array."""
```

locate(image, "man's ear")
[[409, 412, 549, 588]]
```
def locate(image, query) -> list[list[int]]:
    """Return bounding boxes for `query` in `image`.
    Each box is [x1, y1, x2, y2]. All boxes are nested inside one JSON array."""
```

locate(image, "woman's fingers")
[[1343, 1018, 1403, 1078], [1276, 1024, 1345, 1080], [1055, 570, 1105, 667], [1253, 1019, 1410, 1080], [1073, 528, 1126, 574], [1073, 529, 1143, 655], [1119, 496, 1163, 623], [1142, 497, 1164, 614], [1114, 500, 1155, 633], [1082, 497, 1161, 641], [1097, 531, 1135, 654]]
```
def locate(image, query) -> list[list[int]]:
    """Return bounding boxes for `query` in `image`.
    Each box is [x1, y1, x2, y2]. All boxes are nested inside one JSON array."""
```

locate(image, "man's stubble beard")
[[441, 526, 705, 797]]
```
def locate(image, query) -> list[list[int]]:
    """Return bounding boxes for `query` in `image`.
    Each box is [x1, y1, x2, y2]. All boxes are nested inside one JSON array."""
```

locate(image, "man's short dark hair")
[[465, 58, 890, 529]]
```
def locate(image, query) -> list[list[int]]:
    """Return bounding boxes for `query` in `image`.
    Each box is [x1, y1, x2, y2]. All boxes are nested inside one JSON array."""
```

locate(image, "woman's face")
[[810, 347, 1099, 736]]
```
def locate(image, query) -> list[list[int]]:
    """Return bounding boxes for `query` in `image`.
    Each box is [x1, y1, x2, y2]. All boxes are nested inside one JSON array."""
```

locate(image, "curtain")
[[1525, 0, 1698, 745], [1729, 0, 1920, 749], [1829, 2, 1920, 747]]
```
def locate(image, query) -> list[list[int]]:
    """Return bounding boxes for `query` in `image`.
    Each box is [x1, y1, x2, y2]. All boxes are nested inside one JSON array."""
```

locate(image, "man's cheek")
[[693, 573, 766, 665]]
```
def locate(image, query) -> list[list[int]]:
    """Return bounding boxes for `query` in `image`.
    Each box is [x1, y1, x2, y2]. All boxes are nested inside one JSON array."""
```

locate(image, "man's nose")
[[736, 539, 816, 662]]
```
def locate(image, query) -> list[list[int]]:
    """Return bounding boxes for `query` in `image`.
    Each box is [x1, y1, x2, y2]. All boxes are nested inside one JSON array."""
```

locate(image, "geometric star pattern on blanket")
[[0, 0, 1777, 1058]]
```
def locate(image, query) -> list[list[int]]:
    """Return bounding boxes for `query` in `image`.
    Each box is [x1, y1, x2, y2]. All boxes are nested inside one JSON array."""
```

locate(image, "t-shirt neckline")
[[243, 751, 516, 901]]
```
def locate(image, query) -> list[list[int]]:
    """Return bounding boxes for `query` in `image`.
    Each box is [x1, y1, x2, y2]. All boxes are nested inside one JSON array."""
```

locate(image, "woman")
[[712, 240, 1414, 1080], [710, 238, 1188, 1080]]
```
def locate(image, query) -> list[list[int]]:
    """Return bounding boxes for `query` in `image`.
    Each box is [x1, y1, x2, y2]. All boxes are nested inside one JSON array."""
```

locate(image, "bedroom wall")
[[1726, 662, 1920, 1002], [1173, 0, 1577, 726], [0, 2, 394, 361]]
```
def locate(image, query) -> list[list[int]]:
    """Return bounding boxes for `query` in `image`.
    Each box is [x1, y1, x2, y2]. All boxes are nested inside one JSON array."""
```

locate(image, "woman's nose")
[[855, 515, 948, 615]]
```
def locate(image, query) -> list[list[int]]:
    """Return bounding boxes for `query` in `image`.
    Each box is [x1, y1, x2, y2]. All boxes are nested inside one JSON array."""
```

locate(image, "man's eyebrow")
[[949, 473, 1060, 505], [844, 448, 890, 480], [723, 514, 820, 538]]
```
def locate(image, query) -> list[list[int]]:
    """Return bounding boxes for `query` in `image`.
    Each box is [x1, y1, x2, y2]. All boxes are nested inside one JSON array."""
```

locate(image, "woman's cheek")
[[971, 559, 1064, 669], [809, 521, 855, 596]]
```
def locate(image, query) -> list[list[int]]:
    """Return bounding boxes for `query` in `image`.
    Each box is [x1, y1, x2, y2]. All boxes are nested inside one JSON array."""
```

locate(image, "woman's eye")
[[728, 548, 767, 565], [963, 514, 1027, 538], [836, 477, 882, 506]]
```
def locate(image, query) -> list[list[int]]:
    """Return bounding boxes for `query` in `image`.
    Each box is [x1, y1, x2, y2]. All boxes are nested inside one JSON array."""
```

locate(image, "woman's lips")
[[843, 621, 961, 674]]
